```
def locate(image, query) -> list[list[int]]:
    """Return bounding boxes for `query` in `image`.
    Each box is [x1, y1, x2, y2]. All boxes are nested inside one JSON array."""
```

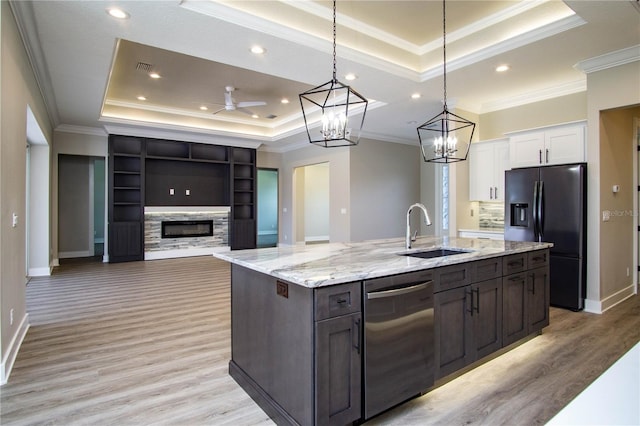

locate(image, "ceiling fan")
[[212, 86, 266, 116]]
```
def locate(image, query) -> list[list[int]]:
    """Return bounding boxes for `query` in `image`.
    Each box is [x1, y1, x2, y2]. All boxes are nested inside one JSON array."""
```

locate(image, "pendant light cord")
[[442, 0, 447, 110], [332, 0, 337, 82]]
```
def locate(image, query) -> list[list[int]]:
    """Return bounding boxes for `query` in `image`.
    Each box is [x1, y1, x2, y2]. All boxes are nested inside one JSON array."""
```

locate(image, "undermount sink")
[[400, 248, 472, 259]]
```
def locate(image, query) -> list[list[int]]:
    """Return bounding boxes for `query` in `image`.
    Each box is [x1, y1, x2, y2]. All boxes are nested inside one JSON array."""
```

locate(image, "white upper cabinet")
[[508, 122, 586, 169], [469, 139, 510, 202]]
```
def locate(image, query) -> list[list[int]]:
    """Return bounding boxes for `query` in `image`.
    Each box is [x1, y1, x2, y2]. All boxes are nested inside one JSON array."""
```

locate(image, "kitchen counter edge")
[[212, 236, 552, 288]]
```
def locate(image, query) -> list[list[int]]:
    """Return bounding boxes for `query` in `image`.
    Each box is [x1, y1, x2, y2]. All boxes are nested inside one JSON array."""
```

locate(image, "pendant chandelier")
[[299, 0, 368, 148], [417, 0, 475, 163]]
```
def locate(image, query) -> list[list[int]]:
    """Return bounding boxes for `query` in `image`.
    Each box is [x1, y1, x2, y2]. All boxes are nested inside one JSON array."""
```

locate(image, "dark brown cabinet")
[[434, 260, 502, 379], [503, 252, 550, 347], [315, 312, 362, 425], [435, 251, 548, 379], [229, 265, 361, 426]]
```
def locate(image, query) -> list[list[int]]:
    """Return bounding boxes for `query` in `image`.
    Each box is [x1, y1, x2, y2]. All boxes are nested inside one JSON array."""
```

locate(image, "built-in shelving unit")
[[231, 147, 256, 249], [109, 135, 144, 262], [108, 135, 256, 262]]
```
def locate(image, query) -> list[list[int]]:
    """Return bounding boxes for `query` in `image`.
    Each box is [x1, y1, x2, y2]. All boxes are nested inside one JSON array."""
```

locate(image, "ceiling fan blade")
[[236, 108, 257, 116], [237, 101, 266, 108]]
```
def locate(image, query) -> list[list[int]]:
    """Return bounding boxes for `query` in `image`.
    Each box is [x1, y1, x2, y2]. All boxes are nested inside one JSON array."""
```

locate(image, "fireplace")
[[161, 220, 214, 239]]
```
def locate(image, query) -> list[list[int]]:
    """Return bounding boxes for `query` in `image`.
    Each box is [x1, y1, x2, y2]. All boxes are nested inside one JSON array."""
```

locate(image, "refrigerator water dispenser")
[[510, 203, 528, 226]]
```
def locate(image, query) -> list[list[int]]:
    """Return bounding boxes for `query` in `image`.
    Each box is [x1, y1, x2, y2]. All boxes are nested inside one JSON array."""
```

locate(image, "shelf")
[[146, 139, 189, 158], [232, 147, 254, 163], [191, 144, 229, 162], [112, 135, 142, 155]]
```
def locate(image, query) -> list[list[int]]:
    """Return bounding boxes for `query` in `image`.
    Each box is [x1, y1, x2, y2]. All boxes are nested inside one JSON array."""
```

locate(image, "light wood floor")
[[1, 256, 638, 425]]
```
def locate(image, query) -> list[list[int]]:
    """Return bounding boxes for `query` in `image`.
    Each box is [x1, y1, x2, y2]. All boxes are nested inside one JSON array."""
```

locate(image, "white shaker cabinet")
[[508, 121, 586, 169], [469, 139, 509, 202]]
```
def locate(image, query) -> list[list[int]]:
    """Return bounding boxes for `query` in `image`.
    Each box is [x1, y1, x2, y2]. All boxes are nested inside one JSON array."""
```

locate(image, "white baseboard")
[[1, 313, 30, 385], [584, 284, 636, 314], [58, 250, 92, 259], [52, 258, 60, 267], [305, 235, 329, 242], [28, 266, 52, 277], [94, 237, 104, 244], [102, 254, 109, 263], [145, 246, 230, 261], [258, 230, 278, 236]]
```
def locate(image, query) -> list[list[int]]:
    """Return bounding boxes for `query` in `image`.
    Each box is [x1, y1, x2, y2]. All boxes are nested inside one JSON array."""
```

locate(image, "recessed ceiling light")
[[250, 45, 266, 54], [345, 73, 357, 81], [496, 64, 510, 73], [411, 93, 421, 99], [200, 106, 208, 111], [137, 96, 146, 101], [107, 8, 129, 19], [281, 98, 290, 104], [251, 114, 259, 119], [149, 72, 161, 79]]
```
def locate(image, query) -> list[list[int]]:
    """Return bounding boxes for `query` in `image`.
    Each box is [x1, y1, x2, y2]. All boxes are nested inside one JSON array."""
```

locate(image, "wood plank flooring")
[[1, 256, 638, 425]]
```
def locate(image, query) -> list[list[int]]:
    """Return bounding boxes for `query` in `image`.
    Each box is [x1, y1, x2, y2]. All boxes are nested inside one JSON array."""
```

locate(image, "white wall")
[[585, 60, 640, 313], [28, 144, 51, 276], [350, 138, 421, 241], [280, 145, 350, 244], [303, 163, 329, 241]]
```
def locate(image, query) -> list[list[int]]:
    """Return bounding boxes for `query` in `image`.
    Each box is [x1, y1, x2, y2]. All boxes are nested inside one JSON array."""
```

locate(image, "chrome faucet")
[[406, 203, 432, 249]]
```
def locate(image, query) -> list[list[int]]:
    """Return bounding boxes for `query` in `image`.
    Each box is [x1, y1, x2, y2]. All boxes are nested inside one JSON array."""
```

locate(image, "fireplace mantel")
[[144, 206, 230, 214]]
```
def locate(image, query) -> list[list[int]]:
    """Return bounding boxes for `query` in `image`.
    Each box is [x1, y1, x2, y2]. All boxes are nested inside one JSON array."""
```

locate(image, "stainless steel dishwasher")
[[363, 270, 435, 420]]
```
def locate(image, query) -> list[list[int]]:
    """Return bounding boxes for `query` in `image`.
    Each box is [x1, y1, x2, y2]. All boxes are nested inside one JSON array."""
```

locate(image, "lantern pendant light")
[[299, 0, 368, 147], [417, 0, 475, 163]]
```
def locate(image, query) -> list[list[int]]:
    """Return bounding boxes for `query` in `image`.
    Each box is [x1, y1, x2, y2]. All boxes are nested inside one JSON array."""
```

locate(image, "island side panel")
[[230, 264, 315, 425]]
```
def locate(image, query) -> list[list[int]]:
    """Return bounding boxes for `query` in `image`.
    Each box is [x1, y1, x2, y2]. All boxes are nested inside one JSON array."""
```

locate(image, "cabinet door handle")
[[494, 187, 498, 199], [489, 187, 493, 199], [353, 318, 361, 354], [466, 289, 473, 316], [539, 149, 542, 164], [528, 273, 536, 294], [546, 149, 549, 163], [474, 287, 480, 314]]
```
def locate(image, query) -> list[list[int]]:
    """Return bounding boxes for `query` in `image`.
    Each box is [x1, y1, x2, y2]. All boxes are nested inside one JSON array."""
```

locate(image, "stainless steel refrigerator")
[[504, 163, 587, 311]]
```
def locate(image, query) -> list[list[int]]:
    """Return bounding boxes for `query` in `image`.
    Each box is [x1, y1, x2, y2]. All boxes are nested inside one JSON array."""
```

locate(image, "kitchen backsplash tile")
[[479, 202, 504, 230]]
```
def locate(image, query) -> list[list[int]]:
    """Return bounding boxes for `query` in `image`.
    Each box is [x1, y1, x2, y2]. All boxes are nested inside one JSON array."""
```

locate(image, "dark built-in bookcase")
[[231, 147, 256, 250], [108, 135, 256, 262], [109, 135, 144, 262]]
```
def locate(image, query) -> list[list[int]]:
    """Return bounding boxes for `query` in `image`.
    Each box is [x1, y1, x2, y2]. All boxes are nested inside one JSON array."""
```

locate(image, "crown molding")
[[419, 14, 586, 80], [481, 79, 586, 114], [55, 124, 108, 137], [574, 44, 640, 74], [10, 0, 61, 127]]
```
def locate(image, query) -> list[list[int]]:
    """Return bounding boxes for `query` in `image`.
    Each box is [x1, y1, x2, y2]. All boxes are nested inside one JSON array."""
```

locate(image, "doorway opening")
[[58, 155, 106, 262], [293, 162, 330, 245], [257, 168, 279, 248]]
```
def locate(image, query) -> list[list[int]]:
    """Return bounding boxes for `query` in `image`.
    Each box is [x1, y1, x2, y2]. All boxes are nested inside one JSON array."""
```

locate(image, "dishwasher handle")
[[367, 281, 432, 300]]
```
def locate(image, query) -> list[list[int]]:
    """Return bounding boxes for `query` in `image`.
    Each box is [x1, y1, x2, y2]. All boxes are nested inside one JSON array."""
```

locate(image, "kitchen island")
[[214, 236, 552, 425]]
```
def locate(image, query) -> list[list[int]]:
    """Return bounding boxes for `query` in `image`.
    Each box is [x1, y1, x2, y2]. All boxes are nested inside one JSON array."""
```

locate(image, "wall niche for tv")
[[145, 159, 230, 206]]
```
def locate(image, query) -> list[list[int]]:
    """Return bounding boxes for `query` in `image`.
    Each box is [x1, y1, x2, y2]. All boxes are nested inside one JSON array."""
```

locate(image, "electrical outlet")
[[10, 308, 14, 326], [627, 267, 630, 277], [470, 209, 474, 217]]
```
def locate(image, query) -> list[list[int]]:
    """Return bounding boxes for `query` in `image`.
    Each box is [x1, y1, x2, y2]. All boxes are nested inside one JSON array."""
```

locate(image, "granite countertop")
[[458, 228, 505, 234], [213, 236, 552, 288]]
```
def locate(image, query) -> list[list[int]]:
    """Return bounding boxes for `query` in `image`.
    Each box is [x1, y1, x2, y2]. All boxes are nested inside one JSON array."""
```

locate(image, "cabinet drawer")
[[433, 263, 471, 292], [528, 250, 549, 268], [470, 258, 503, 282], [503, 254, 527, 275], [315, 281, 361, 321]]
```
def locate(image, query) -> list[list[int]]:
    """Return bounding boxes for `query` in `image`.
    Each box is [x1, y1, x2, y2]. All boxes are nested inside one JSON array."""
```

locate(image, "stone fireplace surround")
[[144, 206, 230, 260]]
